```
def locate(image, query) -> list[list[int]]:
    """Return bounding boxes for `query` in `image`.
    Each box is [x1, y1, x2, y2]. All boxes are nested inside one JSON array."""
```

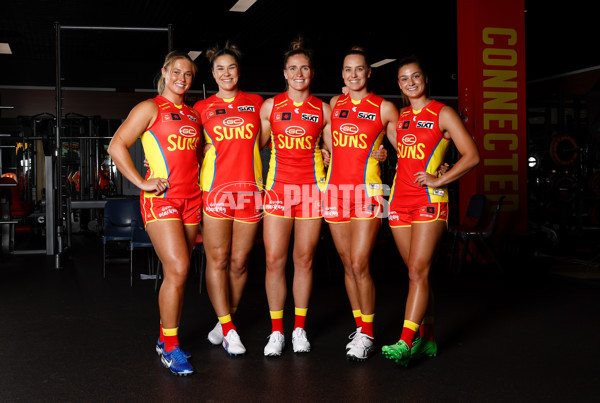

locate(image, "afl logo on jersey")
[[401, 134, 417, 146], [179, 126, 197, 137], [340, 123, 359, 135], [223, 117, 244, 127], [285, 126, 306, 137]]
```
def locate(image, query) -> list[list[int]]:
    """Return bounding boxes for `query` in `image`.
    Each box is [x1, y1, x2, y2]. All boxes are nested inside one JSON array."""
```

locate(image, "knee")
[[163, 258, 190, 286], [293, 250, 314, 272], [350, 260, 368, 280], [265, 252, 286, 272], [229, 255, 248, 276], [207, 248, 229, 272], [407, 264, 429, 284]]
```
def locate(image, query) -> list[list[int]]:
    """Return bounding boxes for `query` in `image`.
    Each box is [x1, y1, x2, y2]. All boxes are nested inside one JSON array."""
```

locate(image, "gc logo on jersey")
[[339, 123, 360, 135], [357, 112, 376, 121], [416, 121, 434, 129], [223, 117, 244, 127], [401, 134, 417, 146], [285, 126, 306, 137], [179, 126, 198, 137]]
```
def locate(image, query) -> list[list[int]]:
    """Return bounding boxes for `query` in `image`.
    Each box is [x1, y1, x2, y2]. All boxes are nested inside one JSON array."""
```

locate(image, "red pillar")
[[457, 0, 528, 233]]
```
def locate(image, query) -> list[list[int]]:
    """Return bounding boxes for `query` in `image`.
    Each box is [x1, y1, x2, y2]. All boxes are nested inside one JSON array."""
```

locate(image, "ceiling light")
[[229, 0, 258, 12], [0, 43, 12, 54], [371, 59, 396, 68], [188, 51, 202, 61]]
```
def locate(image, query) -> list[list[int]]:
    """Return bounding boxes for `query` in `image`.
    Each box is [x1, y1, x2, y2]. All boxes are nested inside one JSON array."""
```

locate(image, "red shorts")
[[141, 196, 202, 226], [323, 193, 383, 224], [388, 202, 448, 228], [203, 190, 263, 223], [264, 182, 322, 219]]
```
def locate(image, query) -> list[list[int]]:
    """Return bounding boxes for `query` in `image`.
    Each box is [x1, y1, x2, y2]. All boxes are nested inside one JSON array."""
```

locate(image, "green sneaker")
[[381, 340, 411, 366], [410, 336, 438, 361]]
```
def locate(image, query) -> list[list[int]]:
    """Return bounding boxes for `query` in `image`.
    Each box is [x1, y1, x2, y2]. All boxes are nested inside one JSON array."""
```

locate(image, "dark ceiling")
[[1, 1, 599, 98]]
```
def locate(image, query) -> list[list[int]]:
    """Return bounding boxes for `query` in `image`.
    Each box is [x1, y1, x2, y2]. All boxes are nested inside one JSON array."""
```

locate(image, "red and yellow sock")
[[361, 313, 374, 337], [219, 314, 236, 337], [400, 320, 420, 349], [270, 309, 284, 333], [294, 307, 308, 329], [352, 309, 363, 329], [162, 326, 179, 353], [420, 316, 435, 342]]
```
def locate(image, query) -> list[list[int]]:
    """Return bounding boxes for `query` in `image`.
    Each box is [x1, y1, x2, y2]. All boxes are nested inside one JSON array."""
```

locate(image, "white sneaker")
[[346, 327, 362, 351], [263, 331, 285, 357], [207, 321, 223, 345], [222, 329, 246, 356], [292, 328, 311, 353], [346, 332, 374, 362]]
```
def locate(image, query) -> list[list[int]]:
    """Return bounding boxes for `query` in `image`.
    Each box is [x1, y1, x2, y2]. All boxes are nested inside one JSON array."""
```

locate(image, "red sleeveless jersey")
[[389, 99, 451, 206], [194, 91, 263, 193], [265, 93, 326, 189], [140, 95, 201, 199], [326, 92, 385, 197]]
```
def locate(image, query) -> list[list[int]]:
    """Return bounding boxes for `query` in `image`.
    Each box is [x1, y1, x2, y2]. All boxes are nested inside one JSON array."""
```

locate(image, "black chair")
[[130, 215, 158, 287], [449, 193, 486, 267], [102, 199, 140, 282], [450, 195, 506, 273]]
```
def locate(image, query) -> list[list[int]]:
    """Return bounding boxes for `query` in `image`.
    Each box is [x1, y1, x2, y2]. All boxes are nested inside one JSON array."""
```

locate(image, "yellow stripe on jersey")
[[366, 99, 380, 108], [364, 130, 385, 197], [425, 107, 439, 116], [266, 131, 277, 190], [140, 129, 168, 198], [313, 138, 327, 192], [426, 137, 451, 202], [200, 130, 216, 191], [253, 136, 263, 191]]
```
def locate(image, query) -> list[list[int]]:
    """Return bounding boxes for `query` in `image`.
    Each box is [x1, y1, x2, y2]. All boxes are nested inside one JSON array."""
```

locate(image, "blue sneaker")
[[156, 339, 191, 359], [160, 347, 194, 376]]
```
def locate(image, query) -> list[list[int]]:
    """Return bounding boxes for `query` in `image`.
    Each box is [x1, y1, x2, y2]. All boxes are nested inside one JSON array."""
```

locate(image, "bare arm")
[[382, 100, 399, 151], [413, 106, 480, 188], [107, 100, 168, 195], [259, 97, 274, 149]]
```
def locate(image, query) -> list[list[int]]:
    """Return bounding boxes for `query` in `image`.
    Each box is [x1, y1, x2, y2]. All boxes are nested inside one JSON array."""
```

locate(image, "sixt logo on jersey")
[[187, 115, 197, 123], [416, 121, 434, 129], [238, 105, 255, 112], [301, 113, 319, 122], [357, 112, 376, 121]]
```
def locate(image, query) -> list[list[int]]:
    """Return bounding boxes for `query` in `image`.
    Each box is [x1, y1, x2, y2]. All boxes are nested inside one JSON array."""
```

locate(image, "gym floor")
[[1, 227, 599, 402]]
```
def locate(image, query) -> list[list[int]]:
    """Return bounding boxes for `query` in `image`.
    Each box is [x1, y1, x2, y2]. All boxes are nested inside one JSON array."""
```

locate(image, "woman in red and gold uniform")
[[381, 56, 480, 366], [259, 39, 331, 356], [325, 47, 399, 361], [108, 51, 202, 376], [194, 43, 263, 356]]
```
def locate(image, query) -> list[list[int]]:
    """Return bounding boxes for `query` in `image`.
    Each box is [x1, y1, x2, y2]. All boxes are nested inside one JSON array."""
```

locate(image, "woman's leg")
[[291, 218, 322, 312], [264, 214, 294, 314], [228, 220, 260, 310], [147, 220, 197, 330], [201, 215, 233, 317]]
